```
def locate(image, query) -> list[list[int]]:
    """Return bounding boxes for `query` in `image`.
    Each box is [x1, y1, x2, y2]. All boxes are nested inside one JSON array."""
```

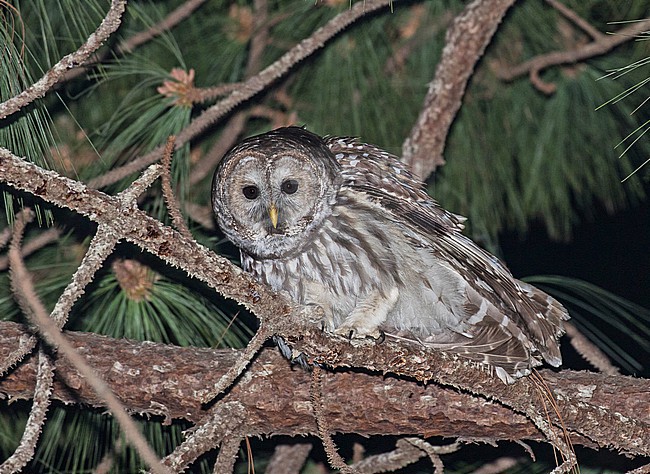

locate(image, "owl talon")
[[334, 325, 383, 341]]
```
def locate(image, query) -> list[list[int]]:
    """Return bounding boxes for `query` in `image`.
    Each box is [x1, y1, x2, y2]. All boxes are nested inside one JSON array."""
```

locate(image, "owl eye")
[[281, 179, 299, 195], [242, 185, 259, 200]]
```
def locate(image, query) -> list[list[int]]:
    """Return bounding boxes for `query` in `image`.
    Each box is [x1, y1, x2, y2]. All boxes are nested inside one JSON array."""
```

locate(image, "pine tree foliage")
[[1, 0, 649, 472]]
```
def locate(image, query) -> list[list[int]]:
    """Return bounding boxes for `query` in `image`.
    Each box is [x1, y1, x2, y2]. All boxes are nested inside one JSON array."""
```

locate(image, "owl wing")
[[326, 136, 567, 375], [326, 136, 466, 234]]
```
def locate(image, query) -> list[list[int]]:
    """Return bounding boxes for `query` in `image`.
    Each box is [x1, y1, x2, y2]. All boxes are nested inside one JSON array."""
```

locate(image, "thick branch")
[[0, 321, 648, 453], [402, 0, 516, 180]]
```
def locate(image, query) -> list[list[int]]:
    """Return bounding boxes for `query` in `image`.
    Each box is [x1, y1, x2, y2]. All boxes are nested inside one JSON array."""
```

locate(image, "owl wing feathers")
[[326, 136, 567, 372], [326, 137, 466, 234]]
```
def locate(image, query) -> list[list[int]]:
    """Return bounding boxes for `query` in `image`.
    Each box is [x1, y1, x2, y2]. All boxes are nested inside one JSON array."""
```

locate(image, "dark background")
[[502, 198, 650, 309]]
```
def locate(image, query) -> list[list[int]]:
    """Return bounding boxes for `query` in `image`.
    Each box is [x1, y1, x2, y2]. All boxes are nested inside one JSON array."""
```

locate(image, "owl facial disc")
[[212, 127, 341, 259]]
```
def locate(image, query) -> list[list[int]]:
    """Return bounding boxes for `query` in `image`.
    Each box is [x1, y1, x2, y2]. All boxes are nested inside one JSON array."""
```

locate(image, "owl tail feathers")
[[392, 291, 568, 385], [387, 325, 535, 384], [517, 281, 570, 368]]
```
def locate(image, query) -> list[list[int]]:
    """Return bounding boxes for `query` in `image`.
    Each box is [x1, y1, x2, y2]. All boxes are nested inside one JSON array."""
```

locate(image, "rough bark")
[[402, 0, 516, 180], [1, 321, 648, 451]]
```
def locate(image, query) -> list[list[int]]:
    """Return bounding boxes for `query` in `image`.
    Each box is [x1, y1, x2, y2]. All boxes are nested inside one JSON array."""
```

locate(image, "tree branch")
[[1, 211, 54, 474], [0, 0, 127, 120], [6, 222, 170, 473], [495, 18, 650, 93], [1, 321, 648, 455], [60, 0, 209, 85], [0, 227, 61, 272], [265, 444, 312, 474], [402, 0, 516, 180], [564, 322, 620, 376], [117, 0, 208, 55], [87, 0, 393, 189], [545, 0, 604, 41], [0, 350, 54, 474]]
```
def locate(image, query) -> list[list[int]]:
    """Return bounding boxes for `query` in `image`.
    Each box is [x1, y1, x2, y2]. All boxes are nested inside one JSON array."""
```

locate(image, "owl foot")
[[333, 287, 398, 341], [334, 325, 384, 340]]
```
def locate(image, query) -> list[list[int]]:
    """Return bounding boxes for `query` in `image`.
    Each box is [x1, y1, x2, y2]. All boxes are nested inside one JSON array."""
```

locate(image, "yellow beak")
[[269, 204, 278, 229]]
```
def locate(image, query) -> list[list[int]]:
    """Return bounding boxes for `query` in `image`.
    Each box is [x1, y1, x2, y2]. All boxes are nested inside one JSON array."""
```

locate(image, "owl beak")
[[268, 204, 279, 229]]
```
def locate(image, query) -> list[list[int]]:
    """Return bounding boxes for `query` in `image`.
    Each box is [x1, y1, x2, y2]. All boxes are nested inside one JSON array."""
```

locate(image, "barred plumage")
[[211, 126, 568, 383]]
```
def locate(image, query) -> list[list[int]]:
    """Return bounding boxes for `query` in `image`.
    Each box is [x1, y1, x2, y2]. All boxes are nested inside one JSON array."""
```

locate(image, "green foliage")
[[71, 260, 251, 348], [31, 406, 213, 474], [526, 275, 650, 375], [0, 7, 56, 224]]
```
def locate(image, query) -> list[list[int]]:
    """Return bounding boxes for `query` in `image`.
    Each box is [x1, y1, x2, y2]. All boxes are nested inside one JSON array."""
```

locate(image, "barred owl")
[[211, 126, 568, 383]]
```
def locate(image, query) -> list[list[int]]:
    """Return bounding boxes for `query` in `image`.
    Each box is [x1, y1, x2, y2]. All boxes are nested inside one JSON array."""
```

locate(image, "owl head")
[[212, 127, 341, 259]]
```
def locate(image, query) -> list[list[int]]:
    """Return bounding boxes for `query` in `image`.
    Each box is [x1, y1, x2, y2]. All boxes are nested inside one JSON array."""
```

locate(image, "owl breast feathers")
[[211, 126, 568, 383]]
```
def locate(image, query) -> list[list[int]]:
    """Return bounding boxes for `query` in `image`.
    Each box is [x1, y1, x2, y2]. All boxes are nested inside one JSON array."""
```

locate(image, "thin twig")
[[117, 0, 208, 54], [188, 83, 244, 104], [0, 0, 127, 120], [496, 18, 650, 93], [182, 202, 215, 229], [402, 438, 460, 473], [529, 373, 577, 473], [0, 351, 54, 474], [2, 211, 55, 474], [88, 0, 393, 189], [384, 9, 454, 76], [349, 438, 425, 474], [197, 324, 272, 403], [0, 210, 39, 377], [0, 227, 62, 271], [161, 136, 193, 240], [49, 223, 119, 327], [0, 329, 37, 377], [93, 438, 123, 474], [212, 436, 242, 474], [564, 322, 620, 375], [469, 457, 519, 474], [311, 366, 357, 474], [0, 226, 12, 249], [116, 163, 163, 203], [545, 0, 604, 41], [265, 444, 312, 474], [157, 401, 247, 473]]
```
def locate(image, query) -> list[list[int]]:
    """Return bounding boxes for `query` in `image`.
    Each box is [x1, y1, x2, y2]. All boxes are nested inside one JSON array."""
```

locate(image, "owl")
[[211, 126, 568, 383]]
